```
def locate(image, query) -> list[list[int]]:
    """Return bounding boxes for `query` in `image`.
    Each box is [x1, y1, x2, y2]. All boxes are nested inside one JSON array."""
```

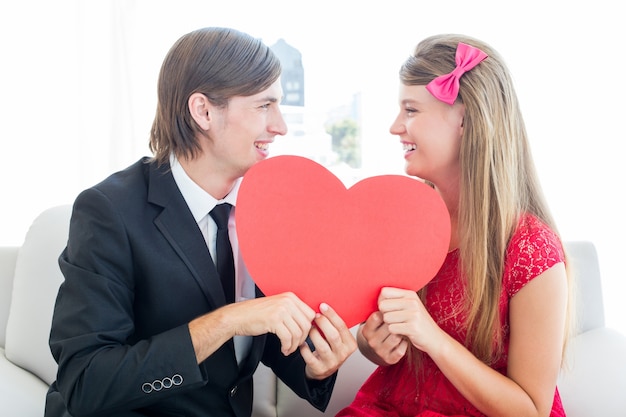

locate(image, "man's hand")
[[300, 303, 357, 380], [189, 292, 316, 362]]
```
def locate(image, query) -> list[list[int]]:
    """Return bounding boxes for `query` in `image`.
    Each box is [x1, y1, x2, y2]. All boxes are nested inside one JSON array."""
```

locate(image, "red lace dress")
[[336, 214, 566, 417]]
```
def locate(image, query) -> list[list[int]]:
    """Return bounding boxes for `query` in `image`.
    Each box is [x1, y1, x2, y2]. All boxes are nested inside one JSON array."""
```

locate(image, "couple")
[[44, 27, 571, 417]]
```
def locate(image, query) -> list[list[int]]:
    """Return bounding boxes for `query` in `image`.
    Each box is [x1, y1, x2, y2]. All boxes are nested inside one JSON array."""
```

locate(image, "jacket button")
[[230, 386, 238, 397]]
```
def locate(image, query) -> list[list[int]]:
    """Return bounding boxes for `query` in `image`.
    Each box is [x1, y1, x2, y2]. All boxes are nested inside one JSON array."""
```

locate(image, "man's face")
[[207, 79, 287, 180]]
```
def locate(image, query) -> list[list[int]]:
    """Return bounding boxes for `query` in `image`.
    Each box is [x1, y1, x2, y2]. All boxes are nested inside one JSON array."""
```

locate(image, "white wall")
[[1, 0, 624, 335]]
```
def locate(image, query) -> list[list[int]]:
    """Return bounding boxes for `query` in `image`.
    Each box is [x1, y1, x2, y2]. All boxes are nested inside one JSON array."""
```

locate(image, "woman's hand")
[[377, 287, 443, 354], [358, 309, 409, 366], [358, 287, 444, 366]]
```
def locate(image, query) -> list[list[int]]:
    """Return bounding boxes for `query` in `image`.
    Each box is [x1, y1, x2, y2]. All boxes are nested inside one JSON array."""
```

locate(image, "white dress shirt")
[[170, 154, 254, 364]]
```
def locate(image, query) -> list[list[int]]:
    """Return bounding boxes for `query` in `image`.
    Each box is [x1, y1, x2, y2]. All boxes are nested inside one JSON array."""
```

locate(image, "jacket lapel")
[[146, 161, 227, 308]]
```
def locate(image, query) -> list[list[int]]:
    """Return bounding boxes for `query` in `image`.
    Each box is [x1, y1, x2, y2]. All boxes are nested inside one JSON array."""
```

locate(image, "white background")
[[1, 0, 624, 334]]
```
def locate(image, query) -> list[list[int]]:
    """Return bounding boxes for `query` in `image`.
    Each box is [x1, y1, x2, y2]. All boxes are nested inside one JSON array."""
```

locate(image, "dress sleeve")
[[504, 215, 565, 298]]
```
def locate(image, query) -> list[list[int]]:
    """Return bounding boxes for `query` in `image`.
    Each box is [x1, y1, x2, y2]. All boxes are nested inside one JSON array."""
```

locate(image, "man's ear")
[[188, 93, 211, 131]]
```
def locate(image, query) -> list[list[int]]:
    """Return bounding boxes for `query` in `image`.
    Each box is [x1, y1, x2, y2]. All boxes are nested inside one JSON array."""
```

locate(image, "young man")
[[45, 27, 356, 417]]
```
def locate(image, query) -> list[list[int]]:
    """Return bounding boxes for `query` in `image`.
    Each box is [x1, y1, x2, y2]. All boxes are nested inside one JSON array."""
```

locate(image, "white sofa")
[[1, 205, 625, 417]]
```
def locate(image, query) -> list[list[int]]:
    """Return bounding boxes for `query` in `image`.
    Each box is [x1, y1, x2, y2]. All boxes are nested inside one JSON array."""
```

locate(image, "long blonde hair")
[[400, 34, 573, 364]]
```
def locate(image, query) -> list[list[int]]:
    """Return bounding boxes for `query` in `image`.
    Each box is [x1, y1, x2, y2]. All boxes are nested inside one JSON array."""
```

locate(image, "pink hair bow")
[[426, 42, 488, 105]]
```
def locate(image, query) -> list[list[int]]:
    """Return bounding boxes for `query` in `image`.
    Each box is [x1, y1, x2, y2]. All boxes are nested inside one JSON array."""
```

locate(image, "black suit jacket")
[[45, 158, 335, 417]]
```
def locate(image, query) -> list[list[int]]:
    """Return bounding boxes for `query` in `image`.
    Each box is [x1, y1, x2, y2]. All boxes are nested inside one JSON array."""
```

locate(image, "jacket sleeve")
[[49, 188, 206, 416]]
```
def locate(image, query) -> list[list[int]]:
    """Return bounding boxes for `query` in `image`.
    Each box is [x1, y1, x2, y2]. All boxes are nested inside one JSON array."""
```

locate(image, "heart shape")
[[236, 155, 450, 328]]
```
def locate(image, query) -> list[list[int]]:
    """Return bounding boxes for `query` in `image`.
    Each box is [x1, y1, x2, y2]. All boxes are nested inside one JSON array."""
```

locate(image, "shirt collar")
[[170, 154, 240, 223]]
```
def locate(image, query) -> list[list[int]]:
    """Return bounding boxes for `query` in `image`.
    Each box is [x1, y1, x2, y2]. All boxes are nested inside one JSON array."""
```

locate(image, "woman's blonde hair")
[[400, 34, 573, 364]]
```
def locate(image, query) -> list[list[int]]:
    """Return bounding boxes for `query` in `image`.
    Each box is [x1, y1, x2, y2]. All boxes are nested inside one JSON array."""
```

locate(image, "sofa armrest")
[[0, 347, 48, 417], [0, 247, 19, 348], [558, 327, 626, 417]]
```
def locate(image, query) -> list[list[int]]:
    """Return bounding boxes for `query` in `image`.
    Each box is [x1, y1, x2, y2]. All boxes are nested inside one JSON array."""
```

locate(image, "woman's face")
[[389, 84, 465, 187]]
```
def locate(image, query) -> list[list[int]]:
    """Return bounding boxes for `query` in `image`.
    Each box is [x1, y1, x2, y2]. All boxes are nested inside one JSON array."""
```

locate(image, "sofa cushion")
[[5, 205, 72, 385], [252, 362, 278, 417], [273, 326, 377, 417]]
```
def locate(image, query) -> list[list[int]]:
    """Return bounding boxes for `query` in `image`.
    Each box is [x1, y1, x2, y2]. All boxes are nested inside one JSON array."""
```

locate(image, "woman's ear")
[[456, 105, 465, 136], [188, 93, 211, 131]]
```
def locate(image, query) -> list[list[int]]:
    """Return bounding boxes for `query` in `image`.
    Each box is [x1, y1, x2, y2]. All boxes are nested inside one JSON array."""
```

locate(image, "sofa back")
[[5, 204, 71, 385], [565, 241, 605, 334], [0, 246, 19, 348]]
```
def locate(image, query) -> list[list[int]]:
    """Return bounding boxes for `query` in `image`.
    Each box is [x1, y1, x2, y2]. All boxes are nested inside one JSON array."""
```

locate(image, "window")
[[1, 0, 623, 334]]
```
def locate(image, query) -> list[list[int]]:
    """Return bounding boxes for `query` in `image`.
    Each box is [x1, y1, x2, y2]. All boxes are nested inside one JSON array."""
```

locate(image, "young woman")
[[336, 35, 572, 417]]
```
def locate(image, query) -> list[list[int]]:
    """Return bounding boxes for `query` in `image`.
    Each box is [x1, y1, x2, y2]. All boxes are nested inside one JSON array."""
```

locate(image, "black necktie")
[[209, 203, 235, 303]]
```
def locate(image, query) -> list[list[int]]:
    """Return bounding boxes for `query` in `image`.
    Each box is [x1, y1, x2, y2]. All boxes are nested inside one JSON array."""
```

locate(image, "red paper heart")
[[236, 155, 450, 328]]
